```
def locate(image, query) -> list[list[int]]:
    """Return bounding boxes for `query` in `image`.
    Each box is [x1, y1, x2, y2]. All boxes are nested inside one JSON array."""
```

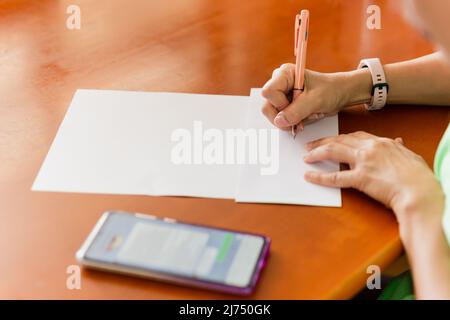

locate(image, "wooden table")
[[0, 0, 447, 299]]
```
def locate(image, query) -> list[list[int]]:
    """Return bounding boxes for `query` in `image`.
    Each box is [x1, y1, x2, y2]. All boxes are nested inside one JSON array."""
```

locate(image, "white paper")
[[32, 89, 248, 199], [235, 89, 341, 207], [33, 88, 341, 207]]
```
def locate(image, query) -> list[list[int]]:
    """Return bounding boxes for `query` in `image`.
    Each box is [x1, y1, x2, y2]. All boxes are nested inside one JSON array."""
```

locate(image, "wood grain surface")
[[0, 0, 447, 299]]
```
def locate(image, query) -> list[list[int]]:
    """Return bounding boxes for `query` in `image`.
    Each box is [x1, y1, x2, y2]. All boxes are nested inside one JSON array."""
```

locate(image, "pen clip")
[[294, 14, 301, 56]]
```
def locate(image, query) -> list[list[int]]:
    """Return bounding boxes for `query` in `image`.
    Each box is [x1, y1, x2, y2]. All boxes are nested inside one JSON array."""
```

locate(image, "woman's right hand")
[[261, 63, 373, 131]]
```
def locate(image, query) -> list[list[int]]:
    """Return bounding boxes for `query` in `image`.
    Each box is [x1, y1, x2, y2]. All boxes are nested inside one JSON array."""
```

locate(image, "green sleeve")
[[434, 124, 450, 245], [378, 272, 415, 300], [379, 124, 450, 301]]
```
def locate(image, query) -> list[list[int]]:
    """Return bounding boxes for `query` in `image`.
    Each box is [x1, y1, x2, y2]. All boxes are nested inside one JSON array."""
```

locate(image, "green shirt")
[[379, 123, 450, 300], [435, 123, 450, 245]]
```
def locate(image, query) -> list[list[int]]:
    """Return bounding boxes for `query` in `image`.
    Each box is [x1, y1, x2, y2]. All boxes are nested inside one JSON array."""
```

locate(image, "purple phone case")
[[85, 211, 271, 296]]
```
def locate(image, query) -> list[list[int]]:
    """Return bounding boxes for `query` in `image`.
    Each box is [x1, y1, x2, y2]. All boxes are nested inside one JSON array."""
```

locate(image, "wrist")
[[400, 207, 444, 253], [395, 187, 446, 249], [339, 68, 373, 108]]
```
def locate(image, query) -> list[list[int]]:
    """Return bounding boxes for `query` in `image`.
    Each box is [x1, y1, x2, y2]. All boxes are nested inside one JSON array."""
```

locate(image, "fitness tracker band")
[[357, 58, 389, 110]]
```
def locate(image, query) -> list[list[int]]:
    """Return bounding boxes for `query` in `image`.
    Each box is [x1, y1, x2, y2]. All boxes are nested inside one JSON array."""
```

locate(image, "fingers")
[[306, 132, 400, 152], [303, 137, 358, 188], [306, 133, 367, 151], [261, 64, 295, 111], [262, 66, 326, 130], [261, 80, 291, 111], [395, 137, 404, 145], [289, 113, 325, 135], [286, 113, 324, 135], [261, 100, 278, 126], [302, 113, 325, 125], [273, 94, 318, 129], [304, 170, 355, 188], [304, 134, 405, 190], [304, 142, 356, 165], [262, 64, 309, 129], [261, 100, 290, 131]]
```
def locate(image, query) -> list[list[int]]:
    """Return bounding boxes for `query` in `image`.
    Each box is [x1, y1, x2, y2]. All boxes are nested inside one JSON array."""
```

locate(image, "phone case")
[[76, 211, 271, 296]]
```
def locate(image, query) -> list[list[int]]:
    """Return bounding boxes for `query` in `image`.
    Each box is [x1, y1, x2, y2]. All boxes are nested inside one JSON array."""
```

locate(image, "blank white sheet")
[[33, 88, 341, 207], [235, 89, 341, 207], [32, 89, 248, 199]]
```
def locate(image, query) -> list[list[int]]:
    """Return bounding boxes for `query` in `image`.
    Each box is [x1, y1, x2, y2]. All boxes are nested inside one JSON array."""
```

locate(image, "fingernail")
[[299, 122, 304, 131], [274, 113, 290, 127], [305, 142, 313, 151], [304, 171, 316, 180]]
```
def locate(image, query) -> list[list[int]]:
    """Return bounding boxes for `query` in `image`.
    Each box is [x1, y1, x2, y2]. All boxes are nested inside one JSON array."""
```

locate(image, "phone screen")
[[80, 212, 269, 291]]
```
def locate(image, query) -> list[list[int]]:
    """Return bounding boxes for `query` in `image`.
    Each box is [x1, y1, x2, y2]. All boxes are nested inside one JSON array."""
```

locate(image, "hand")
[[303, 131, 445, 228], [261, 64, 372, 131]]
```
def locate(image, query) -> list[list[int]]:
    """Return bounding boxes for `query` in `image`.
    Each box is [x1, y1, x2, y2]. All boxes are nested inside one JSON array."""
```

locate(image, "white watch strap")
[[357, 58, 388, 110]]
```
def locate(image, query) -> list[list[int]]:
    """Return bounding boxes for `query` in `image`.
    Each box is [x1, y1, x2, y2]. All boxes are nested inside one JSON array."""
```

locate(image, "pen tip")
[[291, 125, 297, 139]]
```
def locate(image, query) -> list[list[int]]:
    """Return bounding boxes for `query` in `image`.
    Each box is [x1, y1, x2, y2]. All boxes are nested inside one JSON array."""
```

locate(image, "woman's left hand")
[[304, 131, 445, 227]]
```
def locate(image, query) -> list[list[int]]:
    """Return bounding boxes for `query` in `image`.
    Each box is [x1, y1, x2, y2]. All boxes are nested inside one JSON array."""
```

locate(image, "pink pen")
[[292, 10, 309, 138]]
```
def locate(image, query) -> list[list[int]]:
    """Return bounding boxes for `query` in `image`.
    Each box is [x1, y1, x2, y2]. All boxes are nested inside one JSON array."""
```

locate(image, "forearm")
[[343, 52, 450, 107], [401, 205, 450, 299], [385, 52, 450, 105]]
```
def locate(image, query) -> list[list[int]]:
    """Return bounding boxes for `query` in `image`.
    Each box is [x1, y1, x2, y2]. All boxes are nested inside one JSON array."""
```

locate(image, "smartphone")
[[76, 211, 270, 295]]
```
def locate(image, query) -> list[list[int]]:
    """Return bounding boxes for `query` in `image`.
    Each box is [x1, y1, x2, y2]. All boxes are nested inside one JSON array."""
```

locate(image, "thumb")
[[273, 95, 317, 129]]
